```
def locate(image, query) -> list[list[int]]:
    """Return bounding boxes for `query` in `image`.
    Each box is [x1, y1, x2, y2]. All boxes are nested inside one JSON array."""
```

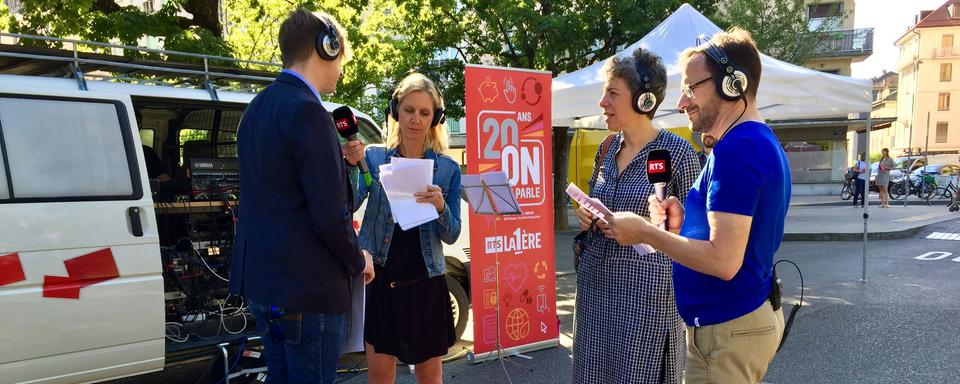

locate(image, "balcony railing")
[[932, 47, 960, 58], [897, 54, 918, 70], [811, 28, 874, 58]]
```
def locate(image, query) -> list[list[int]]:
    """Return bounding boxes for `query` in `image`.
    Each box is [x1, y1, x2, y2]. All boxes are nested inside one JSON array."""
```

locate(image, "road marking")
[[926, 232, 960, 240], [915, 252, 953, 260]]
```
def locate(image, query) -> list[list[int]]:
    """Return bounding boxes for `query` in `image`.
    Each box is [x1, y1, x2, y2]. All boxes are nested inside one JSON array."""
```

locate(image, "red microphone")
[[646, 149, 672, 230]]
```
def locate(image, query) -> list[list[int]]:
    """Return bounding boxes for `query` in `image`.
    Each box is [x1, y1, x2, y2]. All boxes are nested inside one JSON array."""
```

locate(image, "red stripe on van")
[[42, 248, 120, 299], [0, 253, 26, 287]]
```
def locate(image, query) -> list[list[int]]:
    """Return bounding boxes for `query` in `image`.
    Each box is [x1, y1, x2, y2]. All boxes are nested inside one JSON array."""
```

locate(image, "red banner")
[[465, 65, 558, 357]]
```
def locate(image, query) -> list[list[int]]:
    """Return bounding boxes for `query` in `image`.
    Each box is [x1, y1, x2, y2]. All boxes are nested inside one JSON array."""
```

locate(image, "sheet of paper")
[[632, 244, 656, 256], [565, 183, 613, 222], [340, 276, 365, 353], [565, 182, 656, 256], [379, 158, 439, 230]]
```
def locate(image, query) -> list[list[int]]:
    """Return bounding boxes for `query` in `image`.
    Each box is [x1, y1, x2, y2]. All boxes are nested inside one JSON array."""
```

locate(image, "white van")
[[0, 35, 472, 384]]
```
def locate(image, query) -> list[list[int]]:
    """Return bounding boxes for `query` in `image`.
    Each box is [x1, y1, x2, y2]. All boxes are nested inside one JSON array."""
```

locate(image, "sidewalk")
[[789, 192, 952, 207], [786, 193, 958, 240], [560, 192, 959, 246]]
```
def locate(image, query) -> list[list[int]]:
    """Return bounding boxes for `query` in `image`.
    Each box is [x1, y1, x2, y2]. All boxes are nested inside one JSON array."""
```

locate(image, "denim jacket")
[[353, 145, 462, 278]]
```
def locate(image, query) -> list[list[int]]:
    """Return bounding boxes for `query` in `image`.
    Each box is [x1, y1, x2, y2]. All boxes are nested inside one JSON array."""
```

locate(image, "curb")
[[555, 213, 954, 246], [792, 200, 952, 207], [553, 222, 940, 277], [783, 225, 926, 241]]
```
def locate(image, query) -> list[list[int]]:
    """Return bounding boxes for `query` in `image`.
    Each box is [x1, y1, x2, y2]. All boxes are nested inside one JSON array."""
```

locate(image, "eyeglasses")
[[681, 76, 713, 98]]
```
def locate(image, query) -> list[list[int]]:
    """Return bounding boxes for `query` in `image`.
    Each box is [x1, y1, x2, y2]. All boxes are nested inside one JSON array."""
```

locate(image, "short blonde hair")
[[278, 8, 352, 67], [385, 73, 449, 155], [677, 27, 761, 98]]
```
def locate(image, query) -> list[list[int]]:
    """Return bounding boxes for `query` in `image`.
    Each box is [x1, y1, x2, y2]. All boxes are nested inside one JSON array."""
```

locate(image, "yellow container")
[[567, 127, 700, 204]]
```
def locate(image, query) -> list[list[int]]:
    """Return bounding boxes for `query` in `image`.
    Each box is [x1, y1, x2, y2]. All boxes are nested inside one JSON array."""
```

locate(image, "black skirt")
[[364, 223, 456, 364]]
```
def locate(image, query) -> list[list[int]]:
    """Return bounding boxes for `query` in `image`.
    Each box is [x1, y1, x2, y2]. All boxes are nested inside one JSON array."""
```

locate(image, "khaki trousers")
[[685, 302, 785, 384]]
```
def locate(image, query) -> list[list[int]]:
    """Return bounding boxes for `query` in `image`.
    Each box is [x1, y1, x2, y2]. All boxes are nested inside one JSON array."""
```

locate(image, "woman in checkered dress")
[[572, 48, 701, 384]]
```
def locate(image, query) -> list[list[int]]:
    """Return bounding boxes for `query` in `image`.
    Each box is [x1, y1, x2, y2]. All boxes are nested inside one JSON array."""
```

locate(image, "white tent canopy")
[[552, 3, 872, 129]]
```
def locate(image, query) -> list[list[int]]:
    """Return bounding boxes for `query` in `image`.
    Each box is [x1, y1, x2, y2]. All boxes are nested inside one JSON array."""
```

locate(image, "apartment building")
[[772, 0, 875, 193], [804, 0, 873, 75], [894, 0, 960, 158], [869, 71, 899, 152]]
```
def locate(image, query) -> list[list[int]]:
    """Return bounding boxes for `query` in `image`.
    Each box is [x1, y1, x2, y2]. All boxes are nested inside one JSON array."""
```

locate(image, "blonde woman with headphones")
[[346, 72, 461, 384]]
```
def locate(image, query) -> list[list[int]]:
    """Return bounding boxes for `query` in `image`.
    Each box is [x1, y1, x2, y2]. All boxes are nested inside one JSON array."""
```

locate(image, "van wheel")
[[446, 274, 469, 341]]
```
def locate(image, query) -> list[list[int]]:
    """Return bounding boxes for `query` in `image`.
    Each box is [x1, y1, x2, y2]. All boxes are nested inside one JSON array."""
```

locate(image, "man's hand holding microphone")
[[647, 195, 684, 235], [602, 148, 681, 246], [342, 140, 365, 169]]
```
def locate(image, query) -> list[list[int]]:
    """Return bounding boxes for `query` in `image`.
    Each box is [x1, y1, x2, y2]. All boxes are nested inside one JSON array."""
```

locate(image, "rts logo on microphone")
[[648, 160, 666, 174], [335, 119, 350, 132]]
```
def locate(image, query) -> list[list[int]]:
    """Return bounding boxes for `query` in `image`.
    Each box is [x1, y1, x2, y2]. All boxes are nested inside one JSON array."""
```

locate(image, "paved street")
[[764, 219, 960, 383], [335, 218, 960, 383], [113, 208, 960, 383]]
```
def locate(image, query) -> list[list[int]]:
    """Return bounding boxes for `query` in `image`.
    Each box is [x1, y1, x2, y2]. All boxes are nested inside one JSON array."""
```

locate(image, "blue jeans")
[[853, 179, 866, 206], [248, 299, 345, 384]]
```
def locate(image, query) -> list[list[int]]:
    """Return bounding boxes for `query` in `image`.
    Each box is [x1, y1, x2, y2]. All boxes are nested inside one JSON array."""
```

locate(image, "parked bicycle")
[[889, 173, 936, 204], [840, 173, 855, 200], [928, 172, 959, 211]]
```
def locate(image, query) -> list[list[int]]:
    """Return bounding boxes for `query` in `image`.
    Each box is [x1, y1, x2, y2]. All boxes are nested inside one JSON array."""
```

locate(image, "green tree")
[[0, 0, 431, 115], [393, 0, 715, 74], [714, 0, 833, 65], [6, 0, 231, 56], [0, 3, 9, 31], [223, 0, 447, 121], [224, 0, 287, 65]]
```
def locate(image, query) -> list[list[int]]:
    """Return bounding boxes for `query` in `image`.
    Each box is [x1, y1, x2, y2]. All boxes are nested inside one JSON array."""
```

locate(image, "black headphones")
[[702, 40, 749, 101], [632, 59, 657, 114], [314, 17, 341, 61], [385, 75, 446, 127]]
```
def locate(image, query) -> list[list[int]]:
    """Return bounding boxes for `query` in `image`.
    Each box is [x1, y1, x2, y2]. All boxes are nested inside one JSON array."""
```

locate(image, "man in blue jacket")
[[229, 8, 373, 383]]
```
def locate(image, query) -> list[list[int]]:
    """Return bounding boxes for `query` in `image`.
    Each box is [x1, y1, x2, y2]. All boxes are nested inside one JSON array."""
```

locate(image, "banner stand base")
[[465, 339, 560, 365]]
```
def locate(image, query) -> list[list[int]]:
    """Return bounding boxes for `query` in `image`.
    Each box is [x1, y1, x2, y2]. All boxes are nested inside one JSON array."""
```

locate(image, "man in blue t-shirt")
[[603, 28, 789, 383]]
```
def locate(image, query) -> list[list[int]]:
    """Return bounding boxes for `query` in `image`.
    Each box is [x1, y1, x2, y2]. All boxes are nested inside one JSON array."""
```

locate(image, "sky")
[[851, 0, 950, 79]]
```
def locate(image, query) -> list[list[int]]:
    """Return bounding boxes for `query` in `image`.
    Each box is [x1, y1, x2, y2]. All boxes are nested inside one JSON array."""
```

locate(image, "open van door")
[[0, 89, 164, 383]]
